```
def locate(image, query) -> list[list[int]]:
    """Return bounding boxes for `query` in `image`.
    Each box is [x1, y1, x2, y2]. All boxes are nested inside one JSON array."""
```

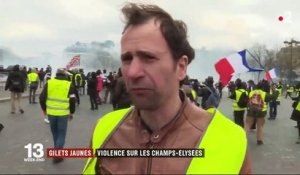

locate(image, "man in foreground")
[[83, 2, 252, 174]]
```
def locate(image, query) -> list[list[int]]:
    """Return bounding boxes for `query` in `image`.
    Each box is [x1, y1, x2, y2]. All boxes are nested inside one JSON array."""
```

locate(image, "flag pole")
[[246, 49, 268, 83], [245, 49, 266, 71]]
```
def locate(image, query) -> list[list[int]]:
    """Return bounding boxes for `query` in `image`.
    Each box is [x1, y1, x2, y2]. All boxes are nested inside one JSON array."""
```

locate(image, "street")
[[0, 93, 300, 174]]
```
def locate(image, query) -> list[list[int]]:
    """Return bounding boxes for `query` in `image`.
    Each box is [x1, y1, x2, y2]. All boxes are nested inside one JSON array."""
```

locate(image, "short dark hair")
[[121, 3, 195, 64], [235, 78, 242, 88]]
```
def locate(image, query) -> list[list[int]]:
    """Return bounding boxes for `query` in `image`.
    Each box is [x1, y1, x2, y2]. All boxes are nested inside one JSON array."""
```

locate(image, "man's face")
[[120, 19, 187, 110]]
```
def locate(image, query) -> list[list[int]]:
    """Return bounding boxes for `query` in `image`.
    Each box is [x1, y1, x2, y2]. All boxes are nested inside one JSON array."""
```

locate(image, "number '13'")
[[24, 143, 44, 158]]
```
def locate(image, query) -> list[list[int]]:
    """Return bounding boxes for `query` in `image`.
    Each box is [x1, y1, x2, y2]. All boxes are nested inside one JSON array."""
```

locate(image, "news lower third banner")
[[46, 148, 205, 158]]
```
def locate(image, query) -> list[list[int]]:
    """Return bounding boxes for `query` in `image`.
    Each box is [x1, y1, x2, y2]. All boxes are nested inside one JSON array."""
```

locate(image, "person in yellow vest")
[[276, 82, 283, 105], [71, 69, 81, 105], [229, 78, 248, 128], [74, 69, 83, 95], [291, 82, 300, 143], [181, 75, 198, 105], [39, 68, 76, 164], [244, 82, 271, 145], [83, 3, 252, 174], [286, 84, 294, 99], [27, 68, 39, 104], [268, 84, 279, 120]]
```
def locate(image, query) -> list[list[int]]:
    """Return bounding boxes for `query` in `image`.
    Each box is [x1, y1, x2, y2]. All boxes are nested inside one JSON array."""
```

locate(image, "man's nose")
[[126, 58, 145, 79]]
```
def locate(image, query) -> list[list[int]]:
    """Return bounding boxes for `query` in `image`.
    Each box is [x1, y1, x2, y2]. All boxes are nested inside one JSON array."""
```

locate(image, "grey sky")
[[0, 0, 299, 65]]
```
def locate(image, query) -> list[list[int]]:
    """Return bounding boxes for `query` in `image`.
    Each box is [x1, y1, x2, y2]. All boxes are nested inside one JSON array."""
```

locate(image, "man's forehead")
[[120, 19, 169, 55], [121, 18, 161, 38]]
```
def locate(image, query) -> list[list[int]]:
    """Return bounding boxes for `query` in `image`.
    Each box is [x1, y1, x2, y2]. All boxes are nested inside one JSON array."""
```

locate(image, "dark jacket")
[[198, 85, 217, 109], [39, 74, 76, 114], [38, 70, 45, 81], [270, 89, 279, 102], [112, 77, 131, 110], [5, 70, 25, 93], [87, 78, 97, 96]]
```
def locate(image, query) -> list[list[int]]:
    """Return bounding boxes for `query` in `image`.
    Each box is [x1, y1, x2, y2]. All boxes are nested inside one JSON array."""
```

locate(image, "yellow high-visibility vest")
[[232, 89, 248, 111], [276, 87, 282, 102], [27, 72, 38, 85], [46, 79, 71, 116], [296, 100, 300, 112], [191, 89, 198, 102], [83, 107, 247, 174], [75, 73, 82, 86]]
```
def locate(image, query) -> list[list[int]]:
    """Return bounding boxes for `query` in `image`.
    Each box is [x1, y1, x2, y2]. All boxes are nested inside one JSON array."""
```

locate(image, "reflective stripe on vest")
[[276, 88, 282, 102], [191, 89, 198, 102], [296, 101, 300, 111], [46, 79, 71, 116], [75, 74, 82, 86], [249, 89, 267, 111], [83, 107, 247, 174], [232, 89, 247, 111], [27, 72, 38, 84]]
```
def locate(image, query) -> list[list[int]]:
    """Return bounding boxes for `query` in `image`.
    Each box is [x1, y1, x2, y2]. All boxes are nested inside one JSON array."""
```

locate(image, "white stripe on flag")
[[269, 68, 277, 79], [226, 53, 249, 73]]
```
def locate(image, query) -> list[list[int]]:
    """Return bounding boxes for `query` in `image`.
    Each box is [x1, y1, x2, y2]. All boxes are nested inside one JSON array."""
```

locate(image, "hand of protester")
[[42, 110, 47, 116]]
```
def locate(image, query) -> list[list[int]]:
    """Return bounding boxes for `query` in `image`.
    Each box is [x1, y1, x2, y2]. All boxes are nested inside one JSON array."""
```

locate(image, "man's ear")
[[177, 55, 188, 81]]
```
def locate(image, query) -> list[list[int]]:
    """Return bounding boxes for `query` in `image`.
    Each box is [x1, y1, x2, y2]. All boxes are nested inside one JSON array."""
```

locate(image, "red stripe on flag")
[[265, 72, 272, 81], [66, 55, 80, 69], [214, 58, 235, 86]]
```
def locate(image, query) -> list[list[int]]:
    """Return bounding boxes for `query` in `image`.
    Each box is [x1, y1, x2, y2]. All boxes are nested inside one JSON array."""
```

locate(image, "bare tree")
[[248, 43, 268, 82]]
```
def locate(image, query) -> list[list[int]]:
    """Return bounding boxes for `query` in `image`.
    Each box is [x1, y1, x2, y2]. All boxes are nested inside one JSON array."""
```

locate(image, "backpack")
[[205, 87, 220, 108], [10, 75, 22, 91], [248, 91, 264, 113], [237, 90, 248, 108]]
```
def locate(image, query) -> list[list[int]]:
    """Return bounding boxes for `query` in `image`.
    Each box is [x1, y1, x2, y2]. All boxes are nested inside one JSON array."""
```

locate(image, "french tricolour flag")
[[214, 50, 263, 86], [265, 68, 278, 81]]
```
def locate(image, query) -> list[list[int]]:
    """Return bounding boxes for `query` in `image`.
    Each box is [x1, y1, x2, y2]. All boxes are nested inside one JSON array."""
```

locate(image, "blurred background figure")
[[27, 68, 39, 104], [5, 64, 25, 114], [87, 72, 98, 110], [38, 68, 45, 88], [112, 68, 131, 110]]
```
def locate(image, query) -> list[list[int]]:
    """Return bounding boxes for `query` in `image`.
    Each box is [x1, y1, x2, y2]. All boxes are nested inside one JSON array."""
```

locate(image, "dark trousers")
[[48, 115, 68, 148], [269, 101, 278, 118], [234, 110, 245, 127], [89, 94, 98, 109], [29, 88, 37, 103], [251, 119, 256, 129], [75, 89, 80, 105]]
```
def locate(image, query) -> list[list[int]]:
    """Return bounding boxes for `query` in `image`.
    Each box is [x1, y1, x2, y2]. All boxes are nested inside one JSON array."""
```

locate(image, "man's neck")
[[140, 93, 182, 132]]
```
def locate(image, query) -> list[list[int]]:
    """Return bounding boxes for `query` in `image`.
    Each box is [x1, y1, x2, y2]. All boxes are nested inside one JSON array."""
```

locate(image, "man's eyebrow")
[[121, 50, 156, 58], [136, 50, 156, 57], [121, 52, 132, 59]]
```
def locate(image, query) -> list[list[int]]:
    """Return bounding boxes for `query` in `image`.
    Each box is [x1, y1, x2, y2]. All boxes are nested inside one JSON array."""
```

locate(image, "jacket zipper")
[[147, 143, 154, 174]]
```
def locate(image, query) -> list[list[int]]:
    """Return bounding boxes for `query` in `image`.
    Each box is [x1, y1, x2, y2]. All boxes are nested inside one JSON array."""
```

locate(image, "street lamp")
[[283, 39, 300, 84]]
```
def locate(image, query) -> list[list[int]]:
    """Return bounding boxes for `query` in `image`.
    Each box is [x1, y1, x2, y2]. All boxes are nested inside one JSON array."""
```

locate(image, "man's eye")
[[142, 54, 156, 61], [121, 55, 132, 63]]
